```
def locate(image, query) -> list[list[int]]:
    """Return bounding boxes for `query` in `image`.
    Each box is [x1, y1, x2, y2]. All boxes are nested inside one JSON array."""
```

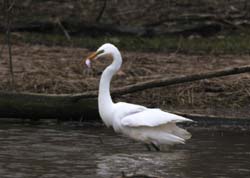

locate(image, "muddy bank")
[[1, 43, 250, 119]]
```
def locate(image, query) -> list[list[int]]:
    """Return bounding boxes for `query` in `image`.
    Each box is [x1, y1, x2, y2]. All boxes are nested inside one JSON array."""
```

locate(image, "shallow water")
[[0, 121, 250, 178]]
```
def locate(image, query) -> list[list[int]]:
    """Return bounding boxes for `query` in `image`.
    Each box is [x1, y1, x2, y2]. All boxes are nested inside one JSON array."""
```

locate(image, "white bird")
[[82, 43, 193, 151]]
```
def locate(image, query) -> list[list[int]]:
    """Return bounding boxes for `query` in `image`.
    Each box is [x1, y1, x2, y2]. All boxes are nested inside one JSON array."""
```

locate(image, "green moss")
[[5, 31, 250, 54]]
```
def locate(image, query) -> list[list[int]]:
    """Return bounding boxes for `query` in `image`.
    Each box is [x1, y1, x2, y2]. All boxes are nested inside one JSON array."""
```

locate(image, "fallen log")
[[0, 65, 250, 120], [0, 92, 99, 120]]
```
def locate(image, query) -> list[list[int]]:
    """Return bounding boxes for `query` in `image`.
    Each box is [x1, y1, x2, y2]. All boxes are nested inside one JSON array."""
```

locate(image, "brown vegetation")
[[1, 43, 250, 118]]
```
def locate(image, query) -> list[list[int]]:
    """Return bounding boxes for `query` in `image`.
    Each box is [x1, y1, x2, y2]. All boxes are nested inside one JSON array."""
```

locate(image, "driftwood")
[[0, 65, 250, 120]]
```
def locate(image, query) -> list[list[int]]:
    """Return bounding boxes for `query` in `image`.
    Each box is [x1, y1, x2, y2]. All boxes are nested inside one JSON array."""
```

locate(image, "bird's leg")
[[151, 143, 160, 151], [145, 144, 152, 151]]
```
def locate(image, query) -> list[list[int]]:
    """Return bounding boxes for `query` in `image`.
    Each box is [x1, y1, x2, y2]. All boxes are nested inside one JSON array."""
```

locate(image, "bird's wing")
[[114, 102, 147, 119], [121, 108, 192, 127]]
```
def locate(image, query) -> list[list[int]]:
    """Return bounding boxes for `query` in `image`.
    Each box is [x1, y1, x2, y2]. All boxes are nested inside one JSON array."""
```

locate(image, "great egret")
[[82, 43, 192, 151]]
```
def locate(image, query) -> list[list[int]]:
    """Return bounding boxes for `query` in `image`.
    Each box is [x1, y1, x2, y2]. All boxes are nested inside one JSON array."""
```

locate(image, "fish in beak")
[[81, 50, 104, 68]]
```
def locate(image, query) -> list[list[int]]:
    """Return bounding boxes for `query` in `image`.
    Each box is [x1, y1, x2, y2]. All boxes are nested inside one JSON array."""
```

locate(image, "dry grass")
[[1, 43, 250, 117]]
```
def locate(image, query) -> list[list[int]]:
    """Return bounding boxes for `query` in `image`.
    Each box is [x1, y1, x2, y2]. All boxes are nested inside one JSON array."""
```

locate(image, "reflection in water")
[[0, 120, 249, 178], [97, 151, 188, 177]]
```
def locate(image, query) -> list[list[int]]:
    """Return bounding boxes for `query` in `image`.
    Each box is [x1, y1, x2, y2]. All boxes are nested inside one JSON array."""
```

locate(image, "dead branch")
[[96, 0, 108, 22], [7, 0, 16, 12], [74, 65, 250, 100], [55, 18, 71, 41], [112, 65, 250, 96]]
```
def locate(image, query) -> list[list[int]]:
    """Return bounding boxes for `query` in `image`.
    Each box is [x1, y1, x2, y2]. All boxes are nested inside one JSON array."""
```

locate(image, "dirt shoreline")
[[1, 43, 250, 118]]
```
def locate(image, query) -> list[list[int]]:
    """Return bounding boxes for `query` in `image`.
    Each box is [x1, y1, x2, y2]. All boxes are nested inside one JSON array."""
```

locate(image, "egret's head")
[[82, 43, 117, 68]]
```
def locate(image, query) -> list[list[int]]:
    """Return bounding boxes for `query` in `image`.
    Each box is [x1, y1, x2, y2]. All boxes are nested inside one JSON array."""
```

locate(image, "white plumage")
[[83, 43, 193, 150]]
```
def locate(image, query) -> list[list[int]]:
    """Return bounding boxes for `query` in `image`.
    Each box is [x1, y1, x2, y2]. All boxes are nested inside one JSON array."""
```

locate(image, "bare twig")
[[7, 0, 16, 12], [4, 0, 15, 89], [96, 0, 107, 22], [55, 18, 71, 41]]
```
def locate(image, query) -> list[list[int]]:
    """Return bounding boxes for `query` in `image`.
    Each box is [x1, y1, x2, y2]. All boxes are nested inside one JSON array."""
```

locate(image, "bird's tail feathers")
[[162, 123, 192, 140], [150, 132, 185, 145], [148, 123, 192, 145]]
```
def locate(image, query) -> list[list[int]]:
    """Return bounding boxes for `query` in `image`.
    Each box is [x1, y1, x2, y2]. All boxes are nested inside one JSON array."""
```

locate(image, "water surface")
[[0, 120, 249, 178]]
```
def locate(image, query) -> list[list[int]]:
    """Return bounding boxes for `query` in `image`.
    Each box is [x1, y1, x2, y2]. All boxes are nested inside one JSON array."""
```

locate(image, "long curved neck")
[[98, 49, 122, 126]]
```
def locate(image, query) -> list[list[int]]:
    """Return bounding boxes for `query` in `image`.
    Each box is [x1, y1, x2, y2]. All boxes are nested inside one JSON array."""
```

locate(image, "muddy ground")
[[1, 42, 250, 118]]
